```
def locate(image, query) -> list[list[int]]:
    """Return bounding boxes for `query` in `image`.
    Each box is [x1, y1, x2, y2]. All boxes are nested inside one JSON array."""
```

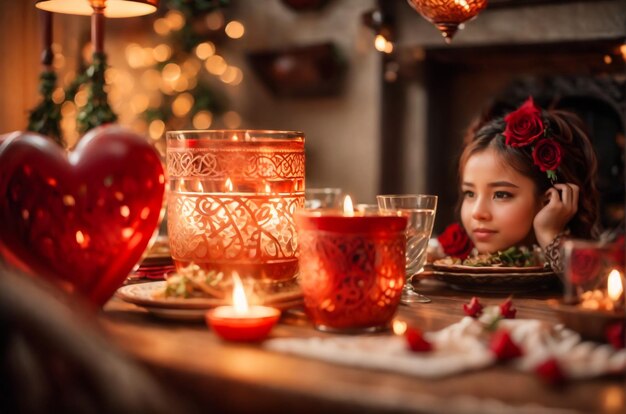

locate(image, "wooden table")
[[100, 282, 625, 414]]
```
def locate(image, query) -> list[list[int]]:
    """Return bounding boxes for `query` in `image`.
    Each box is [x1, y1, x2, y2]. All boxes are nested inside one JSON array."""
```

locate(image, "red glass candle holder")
[[206, 306, 281, 342], [295, 209, 407, 333], [166, 130, 305, 288]]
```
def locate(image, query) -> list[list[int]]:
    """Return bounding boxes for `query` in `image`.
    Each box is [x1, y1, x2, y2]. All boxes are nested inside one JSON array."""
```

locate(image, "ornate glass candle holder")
[[166, 130, 305, 288], [550, 239, 625, 341], [295, 208, 407, 333]]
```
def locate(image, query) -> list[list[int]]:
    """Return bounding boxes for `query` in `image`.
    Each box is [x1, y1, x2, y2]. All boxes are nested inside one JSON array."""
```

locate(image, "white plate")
[[117, 281, 304, 321]]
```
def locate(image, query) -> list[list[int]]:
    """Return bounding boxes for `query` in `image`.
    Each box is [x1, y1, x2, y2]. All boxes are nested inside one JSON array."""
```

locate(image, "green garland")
[[27, 70, 64, 147], [77, 52, 118, 133]]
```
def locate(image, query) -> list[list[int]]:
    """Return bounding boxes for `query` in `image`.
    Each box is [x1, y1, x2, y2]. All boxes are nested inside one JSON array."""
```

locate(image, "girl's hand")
[[533, 183, 579, 248]]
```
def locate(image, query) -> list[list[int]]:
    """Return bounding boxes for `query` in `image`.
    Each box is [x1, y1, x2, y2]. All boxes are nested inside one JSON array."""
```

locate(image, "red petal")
[[406, 327, 433, 353], [535, 358, 566, 386], [463, 297, 484, 318], [499, 298, 517, 319], [489, 330, 523, 361]]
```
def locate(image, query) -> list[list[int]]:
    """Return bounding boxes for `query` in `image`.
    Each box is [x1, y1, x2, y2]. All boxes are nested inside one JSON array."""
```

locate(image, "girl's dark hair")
[[458, 109, 600, 239]]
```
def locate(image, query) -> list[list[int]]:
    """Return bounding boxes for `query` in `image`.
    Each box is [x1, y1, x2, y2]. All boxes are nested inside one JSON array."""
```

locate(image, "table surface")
[[100, 280, 625, 414]]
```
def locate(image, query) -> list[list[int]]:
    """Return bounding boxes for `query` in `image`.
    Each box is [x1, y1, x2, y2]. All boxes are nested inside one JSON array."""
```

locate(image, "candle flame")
[[392, 320, 407, 335], [343, 195, 354, 215], [232, 133, 239, 141], [232, 271, 249, 314], [607, 269, 623, 302], [225, 177, 233, 192], [265, 183, 271, 193]]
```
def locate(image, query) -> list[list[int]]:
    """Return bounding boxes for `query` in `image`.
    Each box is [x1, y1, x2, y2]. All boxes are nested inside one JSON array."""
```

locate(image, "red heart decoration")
[[0, 126, 165, 306]]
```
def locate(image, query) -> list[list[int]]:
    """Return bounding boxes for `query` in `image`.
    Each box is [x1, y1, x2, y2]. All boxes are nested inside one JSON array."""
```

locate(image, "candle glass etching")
[[166, 130, 305, 289], [295, 209, 407, 333]]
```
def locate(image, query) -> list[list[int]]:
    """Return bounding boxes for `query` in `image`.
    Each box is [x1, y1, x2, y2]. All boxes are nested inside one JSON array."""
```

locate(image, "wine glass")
[[376, 194, 438, 304]]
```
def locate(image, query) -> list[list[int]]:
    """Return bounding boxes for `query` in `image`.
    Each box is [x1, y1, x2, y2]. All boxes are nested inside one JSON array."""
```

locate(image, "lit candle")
[[607, 269, 624, 308], [343, 195, 354, 217], [205, 272, 281, 341]]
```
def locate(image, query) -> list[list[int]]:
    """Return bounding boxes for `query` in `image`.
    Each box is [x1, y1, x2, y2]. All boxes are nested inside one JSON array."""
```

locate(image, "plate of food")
[[117, 269, 304, 320], [429, 247, 559, 293]]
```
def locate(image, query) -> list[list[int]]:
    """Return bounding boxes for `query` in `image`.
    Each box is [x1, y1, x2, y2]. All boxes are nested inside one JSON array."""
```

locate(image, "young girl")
[[454, 97, 599, 272]]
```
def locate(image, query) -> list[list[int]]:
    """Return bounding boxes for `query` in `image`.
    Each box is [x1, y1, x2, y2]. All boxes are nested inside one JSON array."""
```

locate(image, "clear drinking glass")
[[376, 194, 438, 304], [304, 188, 343, 209]]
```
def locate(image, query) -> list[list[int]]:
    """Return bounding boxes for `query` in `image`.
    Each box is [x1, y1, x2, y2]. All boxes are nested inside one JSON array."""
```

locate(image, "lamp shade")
[[36, 0, 159, 18], [407, 0, 487, 42]]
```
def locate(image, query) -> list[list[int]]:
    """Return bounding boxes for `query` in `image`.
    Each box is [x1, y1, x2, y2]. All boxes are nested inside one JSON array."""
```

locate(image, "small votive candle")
[[206, 272, 280, 342], [295, 196, 407, 333]]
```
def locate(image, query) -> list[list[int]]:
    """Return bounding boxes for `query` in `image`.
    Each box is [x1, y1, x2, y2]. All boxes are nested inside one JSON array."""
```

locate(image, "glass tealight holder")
[[551, 239, 625, 341], [166, 130, 305, 290]]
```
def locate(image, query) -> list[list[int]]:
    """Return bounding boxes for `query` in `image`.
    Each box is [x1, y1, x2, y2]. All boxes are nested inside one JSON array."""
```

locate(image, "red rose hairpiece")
[[504, 97, 561, 183]]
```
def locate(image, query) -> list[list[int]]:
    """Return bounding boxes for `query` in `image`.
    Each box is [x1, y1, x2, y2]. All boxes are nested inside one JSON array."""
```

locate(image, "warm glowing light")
[[173, 76, 190, 92], [374, 35, 387, 52], [192, 111, 213, 129], [120, 205, 130, 218], [225, 177, 233, 192], [172, 93, 194, 117], [220, 66, 240, 84], [195, 42, 215, 60], [162, 63, 181, 82], [604, 55, 613, 65], [153, 18, 170, 36], [52, 88, 65, 104], [225, 20, 245, 39], [74, 89, 88, 107], [205, 11, 224, 30], [141, 69, 162, 90], [61, 101, 76, 116], [265, 183, 271, 193], [621, 44, 626, 61], [454, 0, 471, 12], [607, 269, 623, 302], [149, 120, 165, 140], [392, 320, 408, 335], [131, 94, 149, 113], [63, 195, 75, 206], [231, 272, 249, 314], [153, 44, 172, 62], [75, 230, 89, 248], [343, 195, 354, 215], [166, 10, 185, 31], [140, 207, 150, 220], [205, 55, 227, 75], [223, 111, 242, 129], [53, 53, 65, 70], [384, 42, 394, 54]]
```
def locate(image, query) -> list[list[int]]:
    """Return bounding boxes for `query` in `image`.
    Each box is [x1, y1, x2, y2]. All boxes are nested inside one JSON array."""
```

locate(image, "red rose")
[[532, 138, 562, 172], [463, 297, 484, 318], [504, 97, 544, 148], [438, 223, 473, 259], [567, 248, 602, 286], [406, 327, 433, 353], [489, 330, 523, 361]]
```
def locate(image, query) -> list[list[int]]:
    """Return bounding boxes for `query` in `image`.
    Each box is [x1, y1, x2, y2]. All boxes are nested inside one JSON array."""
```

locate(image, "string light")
[[153, 18, 170, 36], [162, 63, 181, 82], [195, 42, 215, 60], [153, 44, 172, 62], [172, 93, 194, 117], [192, 111, 213, 129], [165, 10, 185, 31], [205, 55, 227, 75], [148, 119, 165, 140], [225, 20, 245, 39], [205, 11, 224, 30]]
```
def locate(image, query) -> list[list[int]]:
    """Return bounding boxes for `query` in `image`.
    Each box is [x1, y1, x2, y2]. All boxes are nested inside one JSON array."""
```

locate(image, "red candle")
[[295, 198, 407, 333], [206, 272, 281, 342]]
